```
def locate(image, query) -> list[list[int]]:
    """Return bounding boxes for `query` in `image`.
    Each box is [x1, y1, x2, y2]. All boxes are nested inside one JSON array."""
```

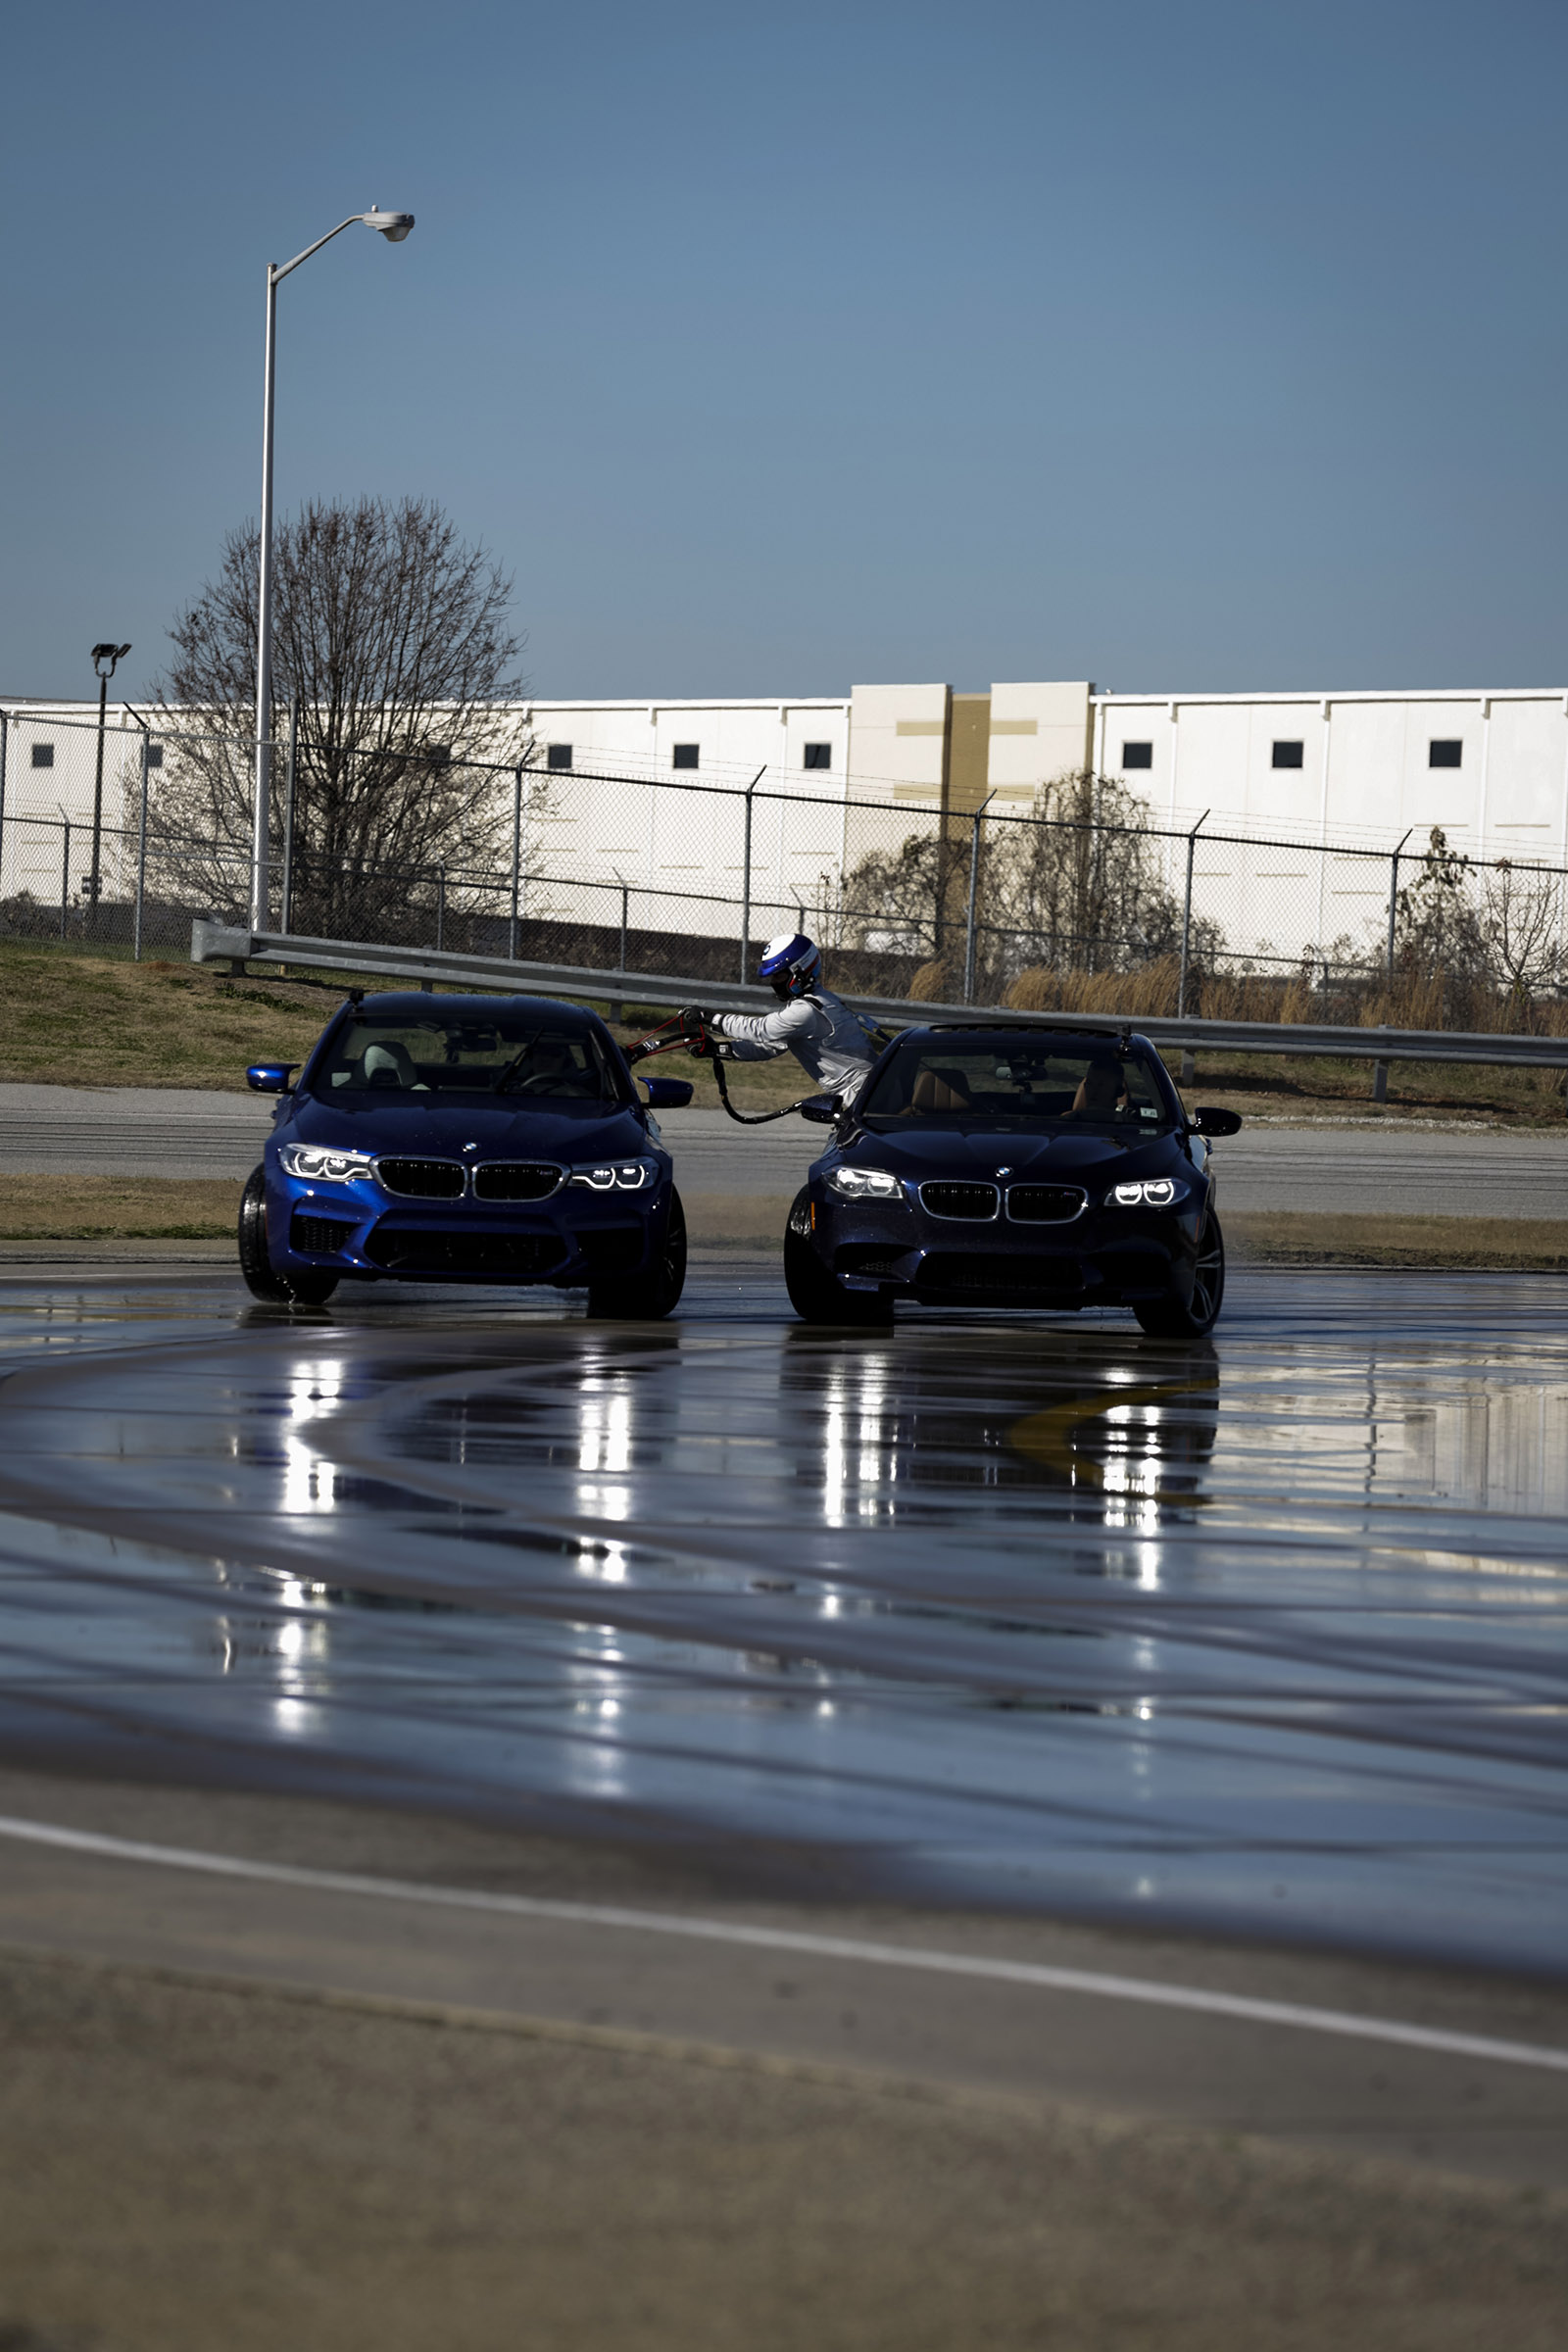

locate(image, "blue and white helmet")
[[758, 931, 821, 995]]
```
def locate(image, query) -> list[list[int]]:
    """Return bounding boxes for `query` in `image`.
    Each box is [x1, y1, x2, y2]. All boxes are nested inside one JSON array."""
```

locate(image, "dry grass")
[[2, 1947, 1566, 2352], [1228, 1213, 1568, 1268], [0, 944, 330, 1089], [0, 1175, 242, 1239]]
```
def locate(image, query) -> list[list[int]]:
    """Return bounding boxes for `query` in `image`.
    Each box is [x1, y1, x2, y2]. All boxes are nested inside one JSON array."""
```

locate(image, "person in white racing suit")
[[681, 933, 877, 1103]]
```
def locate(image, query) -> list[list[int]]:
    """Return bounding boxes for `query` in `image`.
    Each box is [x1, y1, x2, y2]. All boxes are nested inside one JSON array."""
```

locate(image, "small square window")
[[546, 743, 572, 770], [803, 742, 832, 770], [30, 744, 54, 769], [1430, 739, 1462, 768], [146, 745, 164, 768], [671, 743, 699, 769], [1271, 740, 1304, 768], [1121, 741, 1152, 770]]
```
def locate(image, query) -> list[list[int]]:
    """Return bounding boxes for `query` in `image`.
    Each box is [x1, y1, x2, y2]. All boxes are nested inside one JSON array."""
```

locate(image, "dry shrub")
[[909, 957, 957, 1002], [1004, 956, 1181, 1016]]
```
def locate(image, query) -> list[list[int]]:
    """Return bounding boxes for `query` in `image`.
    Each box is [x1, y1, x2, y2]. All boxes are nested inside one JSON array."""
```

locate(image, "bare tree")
[[1481, 859, 1565, 1028], [839, 771, 1187, 983], [152, 497, 531, 929], [1394, 829, 1488, 983]]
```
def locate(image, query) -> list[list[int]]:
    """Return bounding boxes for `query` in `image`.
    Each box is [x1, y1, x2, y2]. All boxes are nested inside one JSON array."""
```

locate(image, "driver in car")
[[1066, 1057, 1131, 1121]]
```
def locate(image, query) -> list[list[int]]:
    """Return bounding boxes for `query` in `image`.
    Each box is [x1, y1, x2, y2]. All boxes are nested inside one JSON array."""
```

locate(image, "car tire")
[[587, 1187, 687, 1319], [784, 1219, 894, 1327], [1134, 1211, 1224, 1338], [237, 1165, 340, 1306]]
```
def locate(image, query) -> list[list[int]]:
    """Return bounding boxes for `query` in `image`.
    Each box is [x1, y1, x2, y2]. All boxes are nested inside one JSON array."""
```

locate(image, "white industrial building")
[[5, 681, 1566, 962]]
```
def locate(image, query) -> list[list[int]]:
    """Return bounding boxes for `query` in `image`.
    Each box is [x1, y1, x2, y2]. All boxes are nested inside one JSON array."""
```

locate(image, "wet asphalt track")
[[0, 1256, 1564, 1977]]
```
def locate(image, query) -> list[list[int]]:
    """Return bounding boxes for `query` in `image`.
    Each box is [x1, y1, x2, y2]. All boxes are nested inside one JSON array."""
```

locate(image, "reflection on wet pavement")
[[0, 1261, 1564, 1972]]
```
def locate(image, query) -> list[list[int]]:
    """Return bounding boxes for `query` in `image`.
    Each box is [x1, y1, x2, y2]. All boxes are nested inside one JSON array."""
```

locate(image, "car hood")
[[285, 1095, 652, 1161], [845, 1126, 1183, 1181]]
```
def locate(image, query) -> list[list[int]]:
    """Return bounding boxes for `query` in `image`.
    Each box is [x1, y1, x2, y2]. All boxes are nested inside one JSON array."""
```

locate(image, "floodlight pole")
[[252, 209, 415, 931], [88, 641, 130, 925]]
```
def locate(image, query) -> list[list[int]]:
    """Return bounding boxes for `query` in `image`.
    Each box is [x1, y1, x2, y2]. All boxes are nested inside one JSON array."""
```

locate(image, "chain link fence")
[[3, 703, 1565, 1034]]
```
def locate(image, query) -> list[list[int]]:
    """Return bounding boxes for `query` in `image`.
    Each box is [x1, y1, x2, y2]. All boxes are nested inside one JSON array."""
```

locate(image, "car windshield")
[[859, 1036, 1174, 1132], [316, 1014, 621, 1101]]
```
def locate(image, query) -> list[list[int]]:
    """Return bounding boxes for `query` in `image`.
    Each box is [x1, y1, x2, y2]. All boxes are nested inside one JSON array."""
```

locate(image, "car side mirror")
[[799, 1095, 839, 1125], [247, 1062, 297, 1095], [639, 1076, 694, 1108], [1190, 1105, 1242, 1137]]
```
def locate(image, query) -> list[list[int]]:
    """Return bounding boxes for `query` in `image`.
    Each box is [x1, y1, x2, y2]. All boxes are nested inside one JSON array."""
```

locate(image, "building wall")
[[1093, 690, 1568, 861], [7, 684, 1568, 967]]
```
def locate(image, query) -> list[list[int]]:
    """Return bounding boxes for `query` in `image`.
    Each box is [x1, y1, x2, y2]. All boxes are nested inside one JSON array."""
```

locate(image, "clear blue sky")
[[3, 0, 1564, 704]]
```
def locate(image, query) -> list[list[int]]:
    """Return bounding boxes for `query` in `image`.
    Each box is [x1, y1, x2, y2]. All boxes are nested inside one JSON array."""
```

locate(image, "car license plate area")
[[365, 1228, 566, 1276], [916, 1251, 1084, 1298]]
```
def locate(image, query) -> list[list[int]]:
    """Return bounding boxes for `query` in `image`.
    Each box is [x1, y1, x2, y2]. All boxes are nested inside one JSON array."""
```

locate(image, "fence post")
[[510, 766, 522, 959], [618, 881, 629, 973], [1386, 826, 1411, 992], [1177, 809, 1209, 1018], [963, 794, 994, 1004], [133, 734, 151, 959], [279, 693, 299, 935], [0, 710, 7, 900], [60, 819, 70, 943], [435, 861, 446, 953], [739, 766, 764, 982]]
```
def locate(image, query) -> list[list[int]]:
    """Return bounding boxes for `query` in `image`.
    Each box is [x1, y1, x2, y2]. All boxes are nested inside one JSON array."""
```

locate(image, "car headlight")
[[568, 1156, 661, 1192], [1108, 1177, 1190, 1208], [826, 1165, 903, 1200], [278, 1145, 378, 1183]]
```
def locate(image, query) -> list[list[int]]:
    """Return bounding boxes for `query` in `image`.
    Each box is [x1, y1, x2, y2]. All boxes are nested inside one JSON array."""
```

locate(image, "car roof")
[[900, 1021, 1151, 1049], [340, 991, 602, 1030]]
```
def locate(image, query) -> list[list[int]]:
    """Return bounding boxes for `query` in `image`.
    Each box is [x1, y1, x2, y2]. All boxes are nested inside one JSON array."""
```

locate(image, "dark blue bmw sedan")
[[239, 991, 691, 1314], [784, 1023, 1241, 1336]]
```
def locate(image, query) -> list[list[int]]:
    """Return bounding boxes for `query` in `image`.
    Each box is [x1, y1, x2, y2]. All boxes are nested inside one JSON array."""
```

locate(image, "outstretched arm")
[[711, 1002, 816, 1063]]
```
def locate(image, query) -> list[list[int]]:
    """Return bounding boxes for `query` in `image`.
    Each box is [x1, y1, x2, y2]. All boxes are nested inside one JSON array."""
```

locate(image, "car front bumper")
[[266, 1165, 674, 1286], [798, 1188, 1205, 1309]]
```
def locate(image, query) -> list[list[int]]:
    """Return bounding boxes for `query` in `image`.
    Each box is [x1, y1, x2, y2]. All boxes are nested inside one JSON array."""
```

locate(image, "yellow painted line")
[[1010, 1377, 1219, 1490]]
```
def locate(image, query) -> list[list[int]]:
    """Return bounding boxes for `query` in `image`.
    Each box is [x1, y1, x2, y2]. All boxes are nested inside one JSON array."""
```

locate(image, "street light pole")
[[251, 207, 415, 932], [89, 641, 131, 928]]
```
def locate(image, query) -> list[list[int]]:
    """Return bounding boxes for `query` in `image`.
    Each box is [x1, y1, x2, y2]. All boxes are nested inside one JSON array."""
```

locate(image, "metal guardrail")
[[191, 921, 1568, 1079]]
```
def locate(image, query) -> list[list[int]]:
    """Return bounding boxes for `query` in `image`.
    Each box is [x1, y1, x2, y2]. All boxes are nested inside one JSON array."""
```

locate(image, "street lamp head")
[[91, 642, 131, 678], [363, 209, 415, 243]]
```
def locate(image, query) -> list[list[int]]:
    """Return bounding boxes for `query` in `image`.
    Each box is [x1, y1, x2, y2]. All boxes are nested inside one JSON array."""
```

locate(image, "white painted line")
[[1, 1811, 1564, 2076]]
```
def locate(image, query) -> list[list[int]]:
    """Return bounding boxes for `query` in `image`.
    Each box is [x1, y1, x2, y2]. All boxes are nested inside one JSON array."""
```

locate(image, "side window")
[[30, 744, 54, 769], [1429, 739, 1462, 768], [671, 744, 700, 770], [546, 743, 572, 770], [803, 743, 832, 769], [1121, 742, 1152, 770], [1271, 741, 1304, 768]]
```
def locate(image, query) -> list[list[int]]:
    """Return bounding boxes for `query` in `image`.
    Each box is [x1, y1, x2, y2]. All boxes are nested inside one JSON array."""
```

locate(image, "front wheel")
[[784, 1221, 894, 1327], [587, 1189, 687, 1319], [1134, 1212, 1224, 1338], [237, 1165, 339, 1306]]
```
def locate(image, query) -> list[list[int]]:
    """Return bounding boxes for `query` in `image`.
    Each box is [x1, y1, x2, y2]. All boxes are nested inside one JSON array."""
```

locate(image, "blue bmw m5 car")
[[238, 991, 692, 1314], [784, 1023, 1241, 1336]]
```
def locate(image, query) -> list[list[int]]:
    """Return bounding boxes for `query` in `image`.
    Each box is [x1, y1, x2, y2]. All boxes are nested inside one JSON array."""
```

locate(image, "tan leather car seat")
[[910, 1067, 974, 1113]]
